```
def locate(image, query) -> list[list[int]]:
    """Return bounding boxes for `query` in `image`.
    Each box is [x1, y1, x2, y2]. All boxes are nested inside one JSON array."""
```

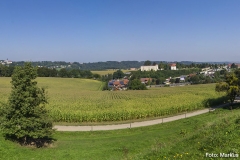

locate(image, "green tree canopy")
[[59, 68, 70, 77], [128, 79, 147, 90], [215, 72, 239, 109], [158, 62, 164, 70], [144, 60, 151, 66], [113, 70, 124, 79], [231, 63, 238, 69], [0, 63, 55, 147]]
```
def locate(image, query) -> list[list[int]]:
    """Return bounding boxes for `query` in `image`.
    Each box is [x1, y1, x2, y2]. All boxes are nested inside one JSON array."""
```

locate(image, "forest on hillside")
[[1, 60, 229, 70]]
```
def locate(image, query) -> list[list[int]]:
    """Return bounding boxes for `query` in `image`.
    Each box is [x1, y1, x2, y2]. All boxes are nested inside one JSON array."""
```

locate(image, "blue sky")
[[0, 0, 240, 62]]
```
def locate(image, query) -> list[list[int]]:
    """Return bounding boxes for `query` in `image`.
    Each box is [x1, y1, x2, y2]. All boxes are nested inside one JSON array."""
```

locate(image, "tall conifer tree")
[[1, 63, 55, 147]]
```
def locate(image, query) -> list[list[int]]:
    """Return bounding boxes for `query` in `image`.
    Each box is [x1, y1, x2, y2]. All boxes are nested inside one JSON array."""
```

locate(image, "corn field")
[[0, 77, 227, 123]]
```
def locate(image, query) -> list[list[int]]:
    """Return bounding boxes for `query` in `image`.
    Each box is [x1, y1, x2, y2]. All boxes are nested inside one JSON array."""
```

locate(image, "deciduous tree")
[[128, 79, 147, 90], [113, 70, 124, 79], [144, 60, 151, 66], [216, 72, 239, 109]]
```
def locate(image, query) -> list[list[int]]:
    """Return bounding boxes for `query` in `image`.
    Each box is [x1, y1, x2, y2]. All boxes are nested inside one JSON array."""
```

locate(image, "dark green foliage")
[[128, 79, 147, 90], [216, 72, 239, 108], [0, 63, 55, 147], [93, 73, 101, 79], [190, 74, 219, 84], [55, 68, 94, 78], [101, 74, 113, 82], [143, 60, 152, 66], [80, 70, 93, 78], [102, 81, 110, 91], [220, 69, 227, 75], [68, 69, 79, 78], [37, 67, 58, 77], [158, 62, 165, 70], [59, 68, 70, 77], [78, 61, 144, 70], [175, 78, 180, 83], [235, 69, 240, 87], [155, 79, 160, 85], [0, 64, 14, 77], [113, 70, 124, 79], [37, 66, 94, 78], [231, 63, 238, 69], [189, 75, 201, 84]]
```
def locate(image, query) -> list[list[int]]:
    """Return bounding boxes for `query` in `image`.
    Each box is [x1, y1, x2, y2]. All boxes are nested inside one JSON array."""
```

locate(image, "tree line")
[[0, 64, 101, 79], [143, 60, 227, 70], [0, 65, 15, 77], [129, 69, 201, 84], [6, 60, 230, 70]]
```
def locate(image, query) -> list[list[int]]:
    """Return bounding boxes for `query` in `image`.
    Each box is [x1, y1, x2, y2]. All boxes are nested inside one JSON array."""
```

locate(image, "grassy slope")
[[0, 77, 103, 102], [38, 77, 104, 91], [1, 107, 240, 160], [0, 77, 11, 104]]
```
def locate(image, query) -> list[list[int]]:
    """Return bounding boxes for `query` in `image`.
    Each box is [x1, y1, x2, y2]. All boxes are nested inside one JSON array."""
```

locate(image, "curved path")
[[54, 103, 230, 131]]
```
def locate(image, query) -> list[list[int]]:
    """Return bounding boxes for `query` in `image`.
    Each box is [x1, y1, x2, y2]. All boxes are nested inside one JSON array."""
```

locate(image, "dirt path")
[[54, 103, 229, 131]]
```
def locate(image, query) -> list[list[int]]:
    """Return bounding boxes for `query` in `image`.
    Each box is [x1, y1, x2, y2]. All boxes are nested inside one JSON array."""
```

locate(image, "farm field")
[[91, 69, 131, 75], [0, 108, 240, 160], [0, 77, 226, 123]]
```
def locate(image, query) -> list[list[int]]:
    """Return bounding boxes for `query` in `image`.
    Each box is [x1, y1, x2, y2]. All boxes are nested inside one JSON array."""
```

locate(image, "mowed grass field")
[[1, 108, 240, 160], [91, 69, 132, 75], [0, 77, 226, 123]]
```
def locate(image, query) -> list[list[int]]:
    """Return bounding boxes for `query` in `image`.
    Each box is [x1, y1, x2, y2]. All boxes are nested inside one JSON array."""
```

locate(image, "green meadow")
[[0, 107, 240, 160]]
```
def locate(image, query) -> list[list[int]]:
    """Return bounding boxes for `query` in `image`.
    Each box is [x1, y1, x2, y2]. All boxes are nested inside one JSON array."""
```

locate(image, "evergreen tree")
[[0, 63, 55, 147]]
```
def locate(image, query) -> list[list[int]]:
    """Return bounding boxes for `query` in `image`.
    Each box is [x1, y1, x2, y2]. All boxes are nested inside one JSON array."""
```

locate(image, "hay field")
[[91, 69, 132, 75]]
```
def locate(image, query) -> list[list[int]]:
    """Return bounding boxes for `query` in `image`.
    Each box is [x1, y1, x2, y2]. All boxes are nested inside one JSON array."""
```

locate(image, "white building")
[[140, 65, 158, 71], [2, 59, 12, 65], [169, 63, 177, 70]]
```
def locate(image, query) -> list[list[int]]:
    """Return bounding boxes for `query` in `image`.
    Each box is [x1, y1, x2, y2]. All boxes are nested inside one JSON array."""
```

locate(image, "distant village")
[[107, 62, 238, 91], [1, 58, 240, 91], [0, 59, 12, 65]]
